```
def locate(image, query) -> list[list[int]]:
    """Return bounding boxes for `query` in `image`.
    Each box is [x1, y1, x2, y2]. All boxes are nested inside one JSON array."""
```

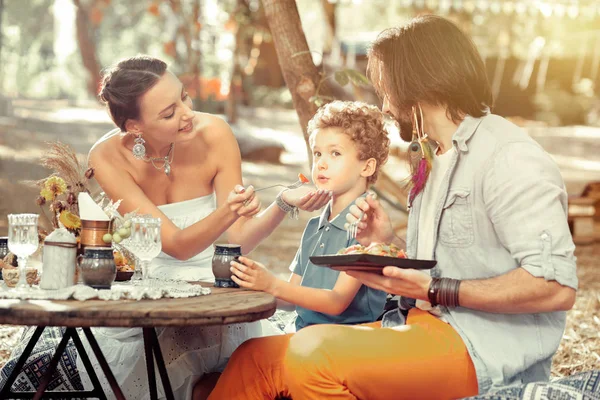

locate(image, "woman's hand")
[[230, 256, 277, 293], [227, 185, 261, 218], [281, 186, 332, 212], [344, 193, 394, 246], [347, 267, 431, 301]]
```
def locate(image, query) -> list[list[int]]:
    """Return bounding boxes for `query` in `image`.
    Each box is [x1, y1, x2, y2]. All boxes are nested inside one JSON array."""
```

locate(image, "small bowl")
[[115, 270, 134, 281]]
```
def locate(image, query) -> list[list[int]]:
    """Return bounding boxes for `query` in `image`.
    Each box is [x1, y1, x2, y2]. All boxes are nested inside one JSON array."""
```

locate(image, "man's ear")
[[125, 119, 142, 135], [361, 158, 377, 179]]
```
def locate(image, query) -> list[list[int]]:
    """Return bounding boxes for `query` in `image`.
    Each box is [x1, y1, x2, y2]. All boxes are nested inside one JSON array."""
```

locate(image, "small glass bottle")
[[0, 237, 8, 280], [212, 244, 242, 288]]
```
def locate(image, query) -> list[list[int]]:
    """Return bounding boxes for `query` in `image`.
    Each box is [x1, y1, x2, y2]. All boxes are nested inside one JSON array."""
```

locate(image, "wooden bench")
[[568, 182, 600, 244]]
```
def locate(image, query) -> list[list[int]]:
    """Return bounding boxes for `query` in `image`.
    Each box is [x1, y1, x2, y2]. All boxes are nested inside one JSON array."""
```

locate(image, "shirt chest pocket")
[[438, 189, 474, 247]]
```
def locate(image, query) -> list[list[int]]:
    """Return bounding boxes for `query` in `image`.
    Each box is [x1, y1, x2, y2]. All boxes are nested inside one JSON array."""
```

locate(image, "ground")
[[0, 100, 598, 377]]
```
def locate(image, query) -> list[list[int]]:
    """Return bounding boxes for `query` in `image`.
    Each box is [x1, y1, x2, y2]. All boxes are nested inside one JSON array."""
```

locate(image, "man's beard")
[[399, 120, 413, 142]]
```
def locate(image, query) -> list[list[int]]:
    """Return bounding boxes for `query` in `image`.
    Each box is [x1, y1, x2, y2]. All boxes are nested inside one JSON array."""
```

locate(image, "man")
[[283, 15, 577, 400]]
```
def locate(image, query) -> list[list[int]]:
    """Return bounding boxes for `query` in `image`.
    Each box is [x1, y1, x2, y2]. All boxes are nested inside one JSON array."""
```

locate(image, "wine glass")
[[128, 216, 162, 286], [7, 214, 39, 292]]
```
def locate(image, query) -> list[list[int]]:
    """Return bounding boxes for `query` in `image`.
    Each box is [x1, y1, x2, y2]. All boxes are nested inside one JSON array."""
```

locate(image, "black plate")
[[310, 254, 436, 275]]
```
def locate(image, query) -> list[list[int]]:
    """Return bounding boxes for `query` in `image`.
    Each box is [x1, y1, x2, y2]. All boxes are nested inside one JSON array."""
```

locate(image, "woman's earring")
[[132, 134, 146, 160]]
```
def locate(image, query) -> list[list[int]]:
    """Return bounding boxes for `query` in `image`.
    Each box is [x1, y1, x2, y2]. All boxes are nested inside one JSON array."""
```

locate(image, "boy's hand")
[[281, 186, 331, 212], [345, 193, 394, 246], [230, 256, 277, 293]]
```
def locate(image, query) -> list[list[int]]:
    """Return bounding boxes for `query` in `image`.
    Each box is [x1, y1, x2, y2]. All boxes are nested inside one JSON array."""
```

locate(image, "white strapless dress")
[[77, 194, 266, 400]]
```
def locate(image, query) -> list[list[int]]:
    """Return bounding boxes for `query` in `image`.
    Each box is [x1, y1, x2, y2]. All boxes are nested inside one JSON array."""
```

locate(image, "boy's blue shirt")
[[290, 195, 387, 331]]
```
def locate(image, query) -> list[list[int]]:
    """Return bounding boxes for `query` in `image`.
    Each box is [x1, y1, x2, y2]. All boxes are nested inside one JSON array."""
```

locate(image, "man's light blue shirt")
[[291, 199, 387, 331], [382, 114, 578, 393]]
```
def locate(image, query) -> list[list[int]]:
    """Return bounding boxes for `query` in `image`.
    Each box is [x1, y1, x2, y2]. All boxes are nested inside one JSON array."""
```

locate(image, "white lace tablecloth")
[[0, 278, 211, 301]]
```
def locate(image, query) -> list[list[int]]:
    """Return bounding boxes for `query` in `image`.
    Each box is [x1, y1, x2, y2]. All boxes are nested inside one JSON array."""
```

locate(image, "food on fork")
[[337, 243, 407, 258], [298, 173, 310, 184]]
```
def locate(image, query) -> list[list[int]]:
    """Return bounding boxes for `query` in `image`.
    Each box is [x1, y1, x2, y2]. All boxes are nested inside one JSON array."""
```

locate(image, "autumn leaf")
[[164, 41, 176, 57], [90, 7, 104, 26], [148, 2, 160, 16]]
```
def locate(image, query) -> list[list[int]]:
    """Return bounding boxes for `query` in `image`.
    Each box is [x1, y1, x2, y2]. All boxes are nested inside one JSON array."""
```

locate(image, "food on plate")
[[113, 250, 134, 272], [3, 267, 39, 287], [337, 243, 407, 258]]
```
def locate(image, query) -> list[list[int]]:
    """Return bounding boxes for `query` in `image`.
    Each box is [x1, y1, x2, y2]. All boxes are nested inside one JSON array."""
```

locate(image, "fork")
[[253, 180, 304, 192], [347, 209, 365, 241], [242, 179, 305, 206]]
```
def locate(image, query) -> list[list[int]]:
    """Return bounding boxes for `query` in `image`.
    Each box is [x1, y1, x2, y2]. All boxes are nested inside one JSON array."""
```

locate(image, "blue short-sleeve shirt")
[[290, 199, 387, 331]]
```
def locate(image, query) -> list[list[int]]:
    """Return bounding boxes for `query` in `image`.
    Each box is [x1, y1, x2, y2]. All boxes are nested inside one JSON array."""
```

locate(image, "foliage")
[[308, 67, 371, 107]]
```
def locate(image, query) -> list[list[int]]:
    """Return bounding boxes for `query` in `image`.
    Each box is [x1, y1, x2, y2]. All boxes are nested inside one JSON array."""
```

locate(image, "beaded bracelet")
[[276, 191, 299, 219]]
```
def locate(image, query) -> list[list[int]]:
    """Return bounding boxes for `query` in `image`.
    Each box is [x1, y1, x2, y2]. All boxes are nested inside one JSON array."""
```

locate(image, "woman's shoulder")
[[193, 112, 236, 144], [88, 128, 127, 165]]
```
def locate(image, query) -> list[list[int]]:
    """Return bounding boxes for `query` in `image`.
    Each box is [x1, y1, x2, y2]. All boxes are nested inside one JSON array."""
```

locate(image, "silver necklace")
[[147, 143, 174, 176], [131, 136, 175, 176]]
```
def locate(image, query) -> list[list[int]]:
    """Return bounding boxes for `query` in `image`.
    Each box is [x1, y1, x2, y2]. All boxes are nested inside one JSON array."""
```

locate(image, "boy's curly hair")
[[307, 101, 390, 184]]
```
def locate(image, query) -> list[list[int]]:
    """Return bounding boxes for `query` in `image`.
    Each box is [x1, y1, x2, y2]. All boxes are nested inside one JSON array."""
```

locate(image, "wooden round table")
[[0, 285, 277, 400]]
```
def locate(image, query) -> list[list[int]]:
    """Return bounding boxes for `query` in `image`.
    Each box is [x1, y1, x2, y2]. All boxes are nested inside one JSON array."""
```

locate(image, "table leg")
[[143, 328, 159, 400], [143, 327, 175, 400], [32, 327, 74, 400], [0, 326, 120, 399], [0, 326, 44, 398], [81, 328, 126, 400]]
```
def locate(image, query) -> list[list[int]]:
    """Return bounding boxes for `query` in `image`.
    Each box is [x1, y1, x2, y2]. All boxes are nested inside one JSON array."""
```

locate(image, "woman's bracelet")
[[428, 277, 461, 308], [276, 191, 299, 219]]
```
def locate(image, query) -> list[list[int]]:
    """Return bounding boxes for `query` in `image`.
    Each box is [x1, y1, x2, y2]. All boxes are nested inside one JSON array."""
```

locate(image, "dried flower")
[[85, 167, 95, 180], [40, 188, 54, 202], [43, 176, 67, 198], [36, 196, 46, 206], [51, 200, 66, 213], [59, 211, 82, 230], [67, 192, 77, 205]]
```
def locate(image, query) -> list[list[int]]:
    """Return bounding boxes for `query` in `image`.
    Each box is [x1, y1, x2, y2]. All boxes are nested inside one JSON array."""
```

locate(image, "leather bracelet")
[[428, 277, 441, 307], [428, 277, 461, 308], [276, 191, 299, 219]]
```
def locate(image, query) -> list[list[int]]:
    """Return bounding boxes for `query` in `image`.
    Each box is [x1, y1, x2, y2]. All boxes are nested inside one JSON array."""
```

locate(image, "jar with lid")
[[212, 244, 241, 288], [79, 247, 116, 289]]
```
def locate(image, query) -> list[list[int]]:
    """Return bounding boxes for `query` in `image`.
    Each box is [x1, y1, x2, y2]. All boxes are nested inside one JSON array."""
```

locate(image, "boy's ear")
[[125, 119, 142, 135], [361, 158, 377, 179]]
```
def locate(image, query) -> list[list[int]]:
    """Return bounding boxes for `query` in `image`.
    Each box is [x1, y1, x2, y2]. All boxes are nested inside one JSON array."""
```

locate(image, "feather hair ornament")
[[408, 104, 433, 206]]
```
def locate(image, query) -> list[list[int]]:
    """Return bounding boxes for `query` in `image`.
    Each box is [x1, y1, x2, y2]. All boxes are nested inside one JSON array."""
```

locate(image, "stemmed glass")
[[127, 216, 162, 286], [7, 214, 40, 292]]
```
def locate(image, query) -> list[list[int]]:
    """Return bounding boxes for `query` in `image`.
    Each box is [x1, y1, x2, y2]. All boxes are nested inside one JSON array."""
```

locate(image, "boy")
[[206, 100, 391, 399]]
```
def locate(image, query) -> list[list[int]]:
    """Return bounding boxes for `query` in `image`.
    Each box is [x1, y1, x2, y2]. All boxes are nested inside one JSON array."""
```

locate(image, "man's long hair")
[[367, 15, 493, 139]]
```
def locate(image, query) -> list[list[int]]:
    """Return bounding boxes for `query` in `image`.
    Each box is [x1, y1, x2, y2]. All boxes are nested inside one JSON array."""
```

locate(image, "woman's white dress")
[[77, 194, 267, 400]]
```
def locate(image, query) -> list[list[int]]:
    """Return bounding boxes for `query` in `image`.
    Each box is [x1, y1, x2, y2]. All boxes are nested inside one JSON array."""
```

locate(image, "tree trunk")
[[260, 0, 333, 166], [74, 0, 101, 98], [321, 0, 336, 53]]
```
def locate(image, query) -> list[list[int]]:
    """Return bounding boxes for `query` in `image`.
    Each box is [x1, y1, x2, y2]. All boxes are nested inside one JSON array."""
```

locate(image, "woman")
[[82, 55, 330, 400]]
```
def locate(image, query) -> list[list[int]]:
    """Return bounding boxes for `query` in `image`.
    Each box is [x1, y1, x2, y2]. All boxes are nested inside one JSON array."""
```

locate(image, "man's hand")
[[230, 256, 278, 293], [347, 267, 431, 301], [345, 193, 394, 246], [281, 186, 331, 212]]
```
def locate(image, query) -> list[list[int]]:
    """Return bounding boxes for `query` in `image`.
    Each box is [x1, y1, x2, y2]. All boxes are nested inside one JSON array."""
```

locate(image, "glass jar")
[[212, 244, 242, 288], [79, 247, 116, 289], [0, 237, 8, 280]]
